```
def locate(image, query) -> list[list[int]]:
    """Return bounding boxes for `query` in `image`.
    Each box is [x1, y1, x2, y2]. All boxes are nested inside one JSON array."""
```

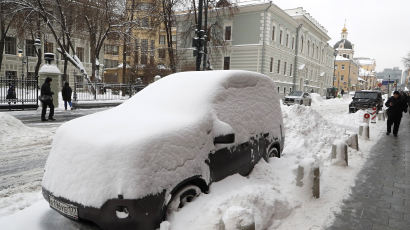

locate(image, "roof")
[[334, 39, 353, 49]]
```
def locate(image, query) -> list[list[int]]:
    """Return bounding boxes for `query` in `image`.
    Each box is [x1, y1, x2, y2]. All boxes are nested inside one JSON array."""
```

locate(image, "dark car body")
[[41, 70, 284, 230], [326, 87, 338, 99], [349, 91, 383, 113]]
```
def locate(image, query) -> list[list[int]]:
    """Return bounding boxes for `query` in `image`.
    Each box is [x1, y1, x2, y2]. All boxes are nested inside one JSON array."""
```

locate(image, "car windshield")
[[354, 92, 378, 99], [289, 91, 303, 96]]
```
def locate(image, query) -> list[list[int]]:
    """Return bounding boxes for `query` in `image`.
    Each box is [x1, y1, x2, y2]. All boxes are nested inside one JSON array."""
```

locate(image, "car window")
[[289, 91, 303, 96], [354, 92, 378, 99]]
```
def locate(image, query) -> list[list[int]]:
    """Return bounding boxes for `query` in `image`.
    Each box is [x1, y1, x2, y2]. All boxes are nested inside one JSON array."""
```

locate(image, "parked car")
[[283, 91, 312, 106], [349, 90, 383, 113], [326, 87, 338, 99], [41, 70, 285, 230]]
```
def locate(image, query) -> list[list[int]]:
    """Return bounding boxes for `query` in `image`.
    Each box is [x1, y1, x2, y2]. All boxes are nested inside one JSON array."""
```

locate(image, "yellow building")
[[333, 25, 359, 92], [334, 57, 359, 92], [103, 0, 176, 84]]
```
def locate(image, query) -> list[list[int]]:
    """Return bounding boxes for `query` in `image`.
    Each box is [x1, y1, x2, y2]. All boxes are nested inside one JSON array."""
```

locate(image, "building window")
[[301, 36, 304, 52], [6, 71, 17, 80], [158, 49, 166, 59], [290, 64, 293, 76], [343, 54, 347, 58], [25, 39, 36, 57], [141, 39, 148, 53], [307, 41, 310, 56], [272, 26, 276, 41], [105, 45, 119, 55], [141, 54, 148, 65], [223, 56, 230, 70], [284, 62, 287, 75], [286, 34, 289, 47], [104, 59, 118, 68], [270, 57, 273, 72], [341, 64, 345, 70], [44, 42, 53, 53], [279, 30, 283, 44], [284, 87, 286, 95], [76, 47, 84, 62], [159, 35, 166, 45], [292, 37, 295, 50], [172, 35, 176, 44], [277, 86, 280, 93], [5, 37, 16, 55], [141, 17, 149, 27], [341, 75, 344, 81], [225, 26, 231, 41]]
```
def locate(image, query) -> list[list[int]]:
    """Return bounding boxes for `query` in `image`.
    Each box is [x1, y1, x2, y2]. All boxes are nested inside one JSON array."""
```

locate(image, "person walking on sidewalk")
[[62, 82, 72, 110], [341, 89, 345, 98], [385, 91, 408, 137], [40, 77, 55, 121]]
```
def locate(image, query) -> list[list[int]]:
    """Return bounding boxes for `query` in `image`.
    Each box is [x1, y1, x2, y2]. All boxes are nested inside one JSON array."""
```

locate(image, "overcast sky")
[[270, 0, 410, 72]]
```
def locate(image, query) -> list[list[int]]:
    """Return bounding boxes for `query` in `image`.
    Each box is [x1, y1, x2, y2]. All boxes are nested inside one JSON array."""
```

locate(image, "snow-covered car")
[[41, 70, 285, 230], [283, 91, 312, 106]]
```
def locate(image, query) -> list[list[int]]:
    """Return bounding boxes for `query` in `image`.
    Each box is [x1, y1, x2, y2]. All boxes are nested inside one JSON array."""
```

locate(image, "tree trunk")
[[122, 35, 127, 83], [90, 32, 97, 81]]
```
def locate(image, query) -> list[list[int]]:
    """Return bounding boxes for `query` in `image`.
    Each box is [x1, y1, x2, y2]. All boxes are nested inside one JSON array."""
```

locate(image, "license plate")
[[49, 195, 78, 219]]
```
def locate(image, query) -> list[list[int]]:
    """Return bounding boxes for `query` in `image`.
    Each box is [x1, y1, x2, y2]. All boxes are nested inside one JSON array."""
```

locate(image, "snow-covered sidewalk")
[[0, 96, 386, 230]]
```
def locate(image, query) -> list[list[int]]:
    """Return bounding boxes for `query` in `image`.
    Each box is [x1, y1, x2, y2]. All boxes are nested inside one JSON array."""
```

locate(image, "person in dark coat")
[[341, 89, 345, 97], [6, 84, 16, 105], [40, 77, 55, 121], [62, 82, 72, 110], [385, 91, 408, 136]]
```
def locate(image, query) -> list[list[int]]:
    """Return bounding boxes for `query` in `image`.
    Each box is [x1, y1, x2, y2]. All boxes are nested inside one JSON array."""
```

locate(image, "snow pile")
[[42, 70, 283, 208], [310, 93, 324, 105], [0, 113, 50, 149]]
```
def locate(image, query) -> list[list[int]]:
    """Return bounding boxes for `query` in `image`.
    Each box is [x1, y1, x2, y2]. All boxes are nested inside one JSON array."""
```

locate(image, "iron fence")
[[0, 77, 38, 110], [73, 82, 145, 102]]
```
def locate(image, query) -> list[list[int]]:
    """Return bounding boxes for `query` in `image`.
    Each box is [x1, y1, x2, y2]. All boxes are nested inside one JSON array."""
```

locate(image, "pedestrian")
[[6, 84, 16, 105], [40, 77, 55, 121], [385, 91, 408, 137], [62, 82, 72, 110], [341, 89, 345, 98]]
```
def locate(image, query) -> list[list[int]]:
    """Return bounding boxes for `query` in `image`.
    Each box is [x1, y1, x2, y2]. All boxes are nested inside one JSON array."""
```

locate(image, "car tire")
[[264, 147, 279, 162], [166, 185, 201, 217]]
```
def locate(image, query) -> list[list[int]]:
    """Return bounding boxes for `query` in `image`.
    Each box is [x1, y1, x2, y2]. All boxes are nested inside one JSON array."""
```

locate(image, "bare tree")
[[177, 0, 237, 70], [0, 2, 25, 72], [403, 52, 410, 69]]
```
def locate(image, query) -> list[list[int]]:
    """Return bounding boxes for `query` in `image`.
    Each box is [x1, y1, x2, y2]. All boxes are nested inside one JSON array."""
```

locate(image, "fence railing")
[[0, 77, 38, 110], [73, 82, 145, 102]]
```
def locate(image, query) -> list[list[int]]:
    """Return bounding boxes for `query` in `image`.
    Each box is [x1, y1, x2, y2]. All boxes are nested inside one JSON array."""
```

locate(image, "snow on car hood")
[[42, 70, 283, 208], [285, 96, 302, 99]]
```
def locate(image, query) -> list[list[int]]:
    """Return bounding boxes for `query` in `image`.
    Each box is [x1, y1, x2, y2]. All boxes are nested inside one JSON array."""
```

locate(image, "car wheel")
[[264, 147, 279, 162], [166, 185, 201, 216]]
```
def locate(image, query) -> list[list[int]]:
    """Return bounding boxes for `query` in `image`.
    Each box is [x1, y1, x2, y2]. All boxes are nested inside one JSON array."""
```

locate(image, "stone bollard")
[[312, 167, 320, 199], [331, 142, 348, 166], [296, 165, 304, 187], [359, 124, 370, 139], [346, 134, 359, 151]]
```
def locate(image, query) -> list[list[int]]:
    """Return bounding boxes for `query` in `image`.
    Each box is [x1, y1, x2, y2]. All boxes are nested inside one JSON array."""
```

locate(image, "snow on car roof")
[[42, 70, 282, 208]]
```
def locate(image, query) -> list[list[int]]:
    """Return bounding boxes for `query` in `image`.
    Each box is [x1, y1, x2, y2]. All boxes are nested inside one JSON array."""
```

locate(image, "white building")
[[176, 2, 334, 96]]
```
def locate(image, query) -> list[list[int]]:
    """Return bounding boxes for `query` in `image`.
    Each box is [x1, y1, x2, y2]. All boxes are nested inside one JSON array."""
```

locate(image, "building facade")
[[376, 67, 403, 83], [103, 0, 176, 84], [333, 26, 359, 92], [1, 29, 99, 87], [355, 57, 378, 90], [176, 3, 334, 96]]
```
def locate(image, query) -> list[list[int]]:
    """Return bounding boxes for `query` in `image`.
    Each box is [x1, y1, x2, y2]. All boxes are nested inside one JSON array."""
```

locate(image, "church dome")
[[333, 39, 353, 50]]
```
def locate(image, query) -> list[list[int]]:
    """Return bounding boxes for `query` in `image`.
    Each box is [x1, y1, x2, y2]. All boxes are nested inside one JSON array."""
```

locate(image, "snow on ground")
[[0, 95, 386, 230], [0, 113, 56, 216]]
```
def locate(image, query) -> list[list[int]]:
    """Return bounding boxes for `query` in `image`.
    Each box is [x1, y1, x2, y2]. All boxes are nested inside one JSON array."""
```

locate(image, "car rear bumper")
[[42, 188, 166, 230]]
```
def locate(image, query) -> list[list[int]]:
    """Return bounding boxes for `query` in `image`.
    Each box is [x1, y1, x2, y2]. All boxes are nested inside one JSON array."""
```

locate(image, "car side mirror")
[[214, 133, 235, 144]]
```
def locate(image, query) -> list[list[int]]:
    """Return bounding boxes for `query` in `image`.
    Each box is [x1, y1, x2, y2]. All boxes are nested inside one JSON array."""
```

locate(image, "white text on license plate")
[[49, 195, 78, 219]]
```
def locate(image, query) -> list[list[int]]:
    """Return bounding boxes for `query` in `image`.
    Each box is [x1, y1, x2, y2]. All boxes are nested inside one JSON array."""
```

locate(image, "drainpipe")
[[261, 1, 272, 75], [293, 24, 303, 90]]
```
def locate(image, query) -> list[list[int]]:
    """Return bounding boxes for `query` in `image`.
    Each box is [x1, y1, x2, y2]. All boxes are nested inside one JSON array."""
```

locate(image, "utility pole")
[[194, 0, 204, 71], [202, 0, 208, 71]]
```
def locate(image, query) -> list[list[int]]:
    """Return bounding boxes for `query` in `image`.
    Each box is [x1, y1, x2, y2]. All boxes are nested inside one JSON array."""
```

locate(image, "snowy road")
[[0, 108, 109, 216]]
